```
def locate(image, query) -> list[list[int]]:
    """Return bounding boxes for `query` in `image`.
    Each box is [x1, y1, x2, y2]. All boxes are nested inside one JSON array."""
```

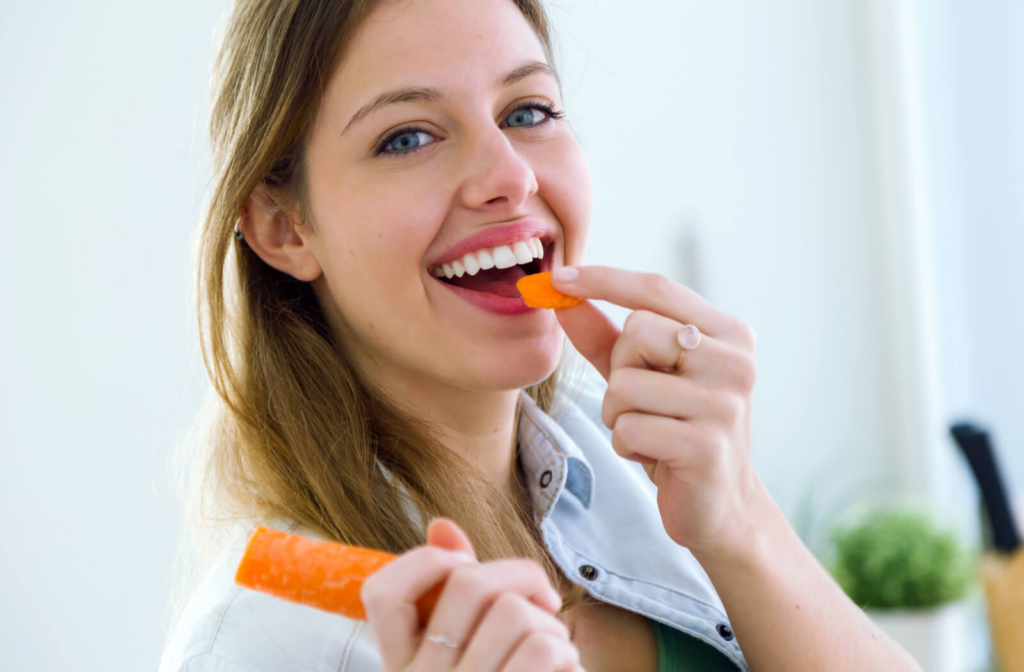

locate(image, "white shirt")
[[160, 374, 750, 671]]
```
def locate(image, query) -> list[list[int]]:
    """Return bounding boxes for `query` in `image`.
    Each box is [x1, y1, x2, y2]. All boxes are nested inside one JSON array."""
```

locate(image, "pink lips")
[[427, 219, 554, 273], [428, 219, 556, 316]]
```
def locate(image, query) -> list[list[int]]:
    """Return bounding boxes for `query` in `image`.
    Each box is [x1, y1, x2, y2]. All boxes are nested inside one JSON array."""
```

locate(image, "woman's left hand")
[[550, 265, 771, 561]]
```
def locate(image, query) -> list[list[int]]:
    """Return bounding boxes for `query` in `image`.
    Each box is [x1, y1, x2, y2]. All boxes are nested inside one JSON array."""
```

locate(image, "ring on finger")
[[673, 324, 702, 371], [425, 633, 461, 649]]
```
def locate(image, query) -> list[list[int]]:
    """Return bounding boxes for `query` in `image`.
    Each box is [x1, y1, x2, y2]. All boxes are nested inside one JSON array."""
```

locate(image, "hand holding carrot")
[[361, 518, 581, 672], [548, 265, 770, 563]]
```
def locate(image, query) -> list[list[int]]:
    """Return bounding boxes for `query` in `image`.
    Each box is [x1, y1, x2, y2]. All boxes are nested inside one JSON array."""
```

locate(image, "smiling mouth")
[[432, 238, 551, 298]]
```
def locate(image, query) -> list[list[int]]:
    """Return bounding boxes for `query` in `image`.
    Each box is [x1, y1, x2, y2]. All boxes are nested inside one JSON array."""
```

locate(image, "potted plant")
[[828, 505, 977, 672]]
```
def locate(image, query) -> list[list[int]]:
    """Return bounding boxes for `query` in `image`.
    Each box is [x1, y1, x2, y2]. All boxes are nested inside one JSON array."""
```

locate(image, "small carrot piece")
[[234, 526, 442, 624], [516, 271, 585, 309]]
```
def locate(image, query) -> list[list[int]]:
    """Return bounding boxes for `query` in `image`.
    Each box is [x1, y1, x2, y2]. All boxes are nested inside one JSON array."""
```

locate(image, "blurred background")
[[1, 0, 1021, 670]]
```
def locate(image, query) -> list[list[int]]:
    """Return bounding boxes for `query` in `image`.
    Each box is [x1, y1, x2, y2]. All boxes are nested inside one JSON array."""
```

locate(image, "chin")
[[460, 329, 565, 392]]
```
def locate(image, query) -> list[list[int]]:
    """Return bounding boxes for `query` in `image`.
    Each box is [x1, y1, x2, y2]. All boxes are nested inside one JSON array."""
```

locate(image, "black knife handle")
[[951, 422, 1021, 554]]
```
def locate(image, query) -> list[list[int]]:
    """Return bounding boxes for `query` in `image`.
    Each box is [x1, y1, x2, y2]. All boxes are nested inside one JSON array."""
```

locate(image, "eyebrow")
[[341, 60, 558, 135]]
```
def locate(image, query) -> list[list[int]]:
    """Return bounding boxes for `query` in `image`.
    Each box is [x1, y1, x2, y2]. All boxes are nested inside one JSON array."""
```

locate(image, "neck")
[[368, 363, 524, 488]]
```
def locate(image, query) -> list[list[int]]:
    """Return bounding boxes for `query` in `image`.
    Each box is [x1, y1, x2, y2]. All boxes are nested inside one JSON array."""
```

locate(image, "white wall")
[[2, 1, 1010, 670], [0, 2, 225, 670], [916, 0, 1024, 517], [551, 0, 906, 530]]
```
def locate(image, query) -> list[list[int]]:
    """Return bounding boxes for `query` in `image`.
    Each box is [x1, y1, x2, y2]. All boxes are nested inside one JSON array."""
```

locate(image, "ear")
[[236, 184, 322, 282]]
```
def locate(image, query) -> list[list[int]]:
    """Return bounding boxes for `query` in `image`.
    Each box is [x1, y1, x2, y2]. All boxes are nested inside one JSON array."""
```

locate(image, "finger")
[[601, 368, 739, 431], [498, 631, 580, 672], [609, 310, 699, 373], [610, 324, 756, 393], [427, 517, 476, 557], [361, 546, 477, 671], [418, 560, 562, 670], [554, 299, 620, 381], [458, 593, 570, 672], [610, 411, 727, 470], [551, 266, 749, 345]]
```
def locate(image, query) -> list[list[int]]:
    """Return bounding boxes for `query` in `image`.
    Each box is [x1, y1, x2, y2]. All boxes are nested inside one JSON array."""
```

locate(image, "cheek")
[[313, 174, 446, 320], [533, 135, 592, 266]]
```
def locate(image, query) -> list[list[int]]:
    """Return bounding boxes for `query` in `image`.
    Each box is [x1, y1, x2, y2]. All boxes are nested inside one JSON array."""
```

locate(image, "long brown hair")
[[170, 0, 589, 629]]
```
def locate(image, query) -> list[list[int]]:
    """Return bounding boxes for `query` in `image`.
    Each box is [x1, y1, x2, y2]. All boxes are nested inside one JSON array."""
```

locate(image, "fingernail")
[[547, 587, 563, 608], [677, 325, 701, 350], [553, 266, 578, 282], [453, 551, 477, 564]]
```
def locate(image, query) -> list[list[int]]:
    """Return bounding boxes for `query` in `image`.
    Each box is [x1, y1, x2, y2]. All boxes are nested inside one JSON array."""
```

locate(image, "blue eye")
[[373, 102, 564, 158], [506, 107, 545, 127], [382, 130, 436, 154]]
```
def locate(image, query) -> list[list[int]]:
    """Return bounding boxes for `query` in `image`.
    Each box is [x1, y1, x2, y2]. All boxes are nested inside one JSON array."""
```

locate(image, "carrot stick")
[[234, 525, 442, 624], [516, 272, 585, 309]]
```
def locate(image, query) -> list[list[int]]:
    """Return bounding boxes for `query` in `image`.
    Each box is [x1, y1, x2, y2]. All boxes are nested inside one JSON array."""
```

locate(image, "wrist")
[[691, 473, 794, 576]]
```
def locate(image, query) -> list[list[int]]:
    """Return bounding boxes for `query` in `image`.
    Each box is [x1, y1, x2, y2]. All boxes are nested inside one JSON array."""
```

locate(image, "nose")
[[455, 126, 538, 212]]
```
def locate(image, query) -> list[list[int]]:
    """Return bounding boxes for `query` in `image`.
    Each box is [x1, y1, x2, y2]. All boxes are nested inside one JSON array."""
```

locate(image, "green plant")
[[828, 506, 976, 610]]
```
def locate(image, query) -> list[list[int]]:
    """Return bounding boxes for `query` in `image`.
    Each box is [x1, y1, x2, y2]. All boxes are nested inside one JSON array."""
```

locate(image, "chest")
[[561, 601, 658, 672]]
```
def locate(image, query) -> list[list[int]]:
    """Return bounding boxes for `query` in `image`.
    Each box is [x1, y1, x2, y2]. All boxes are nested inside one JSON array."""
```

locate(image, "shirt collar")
[[517, 389, 595, 517]]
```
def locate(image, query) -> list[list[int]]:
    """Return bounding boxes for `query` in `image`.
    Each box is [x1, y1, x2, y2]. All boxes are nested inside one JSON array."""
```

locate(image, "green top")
[[649, 618, 741, 672]]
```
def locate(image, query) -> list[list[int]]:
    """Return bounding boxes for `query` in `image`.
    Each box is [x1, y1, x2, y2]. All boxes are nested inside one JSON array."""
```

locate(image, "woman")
[[161, 0, 923, 670]]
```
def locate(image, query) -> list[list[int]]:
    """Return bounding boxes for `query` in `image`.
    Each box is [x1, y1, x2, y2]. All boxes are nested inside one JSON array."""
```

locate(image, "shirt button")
[[539, 470, 553, 488], [578, 564, 599, 581], [716, 623, 734, 641]]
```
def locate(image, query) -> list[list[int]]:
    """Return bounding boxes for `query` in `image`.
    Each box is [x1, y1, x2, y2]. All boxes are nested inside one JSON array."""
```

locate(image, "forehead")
[[325, 0, 549, 117]]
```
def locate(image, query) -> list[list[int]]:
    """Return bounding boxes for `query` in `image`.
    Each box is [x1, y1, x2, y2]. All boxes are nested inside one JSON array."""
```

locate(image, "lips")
[[428, 220, 554, 273], [427, 220, 556, 315]]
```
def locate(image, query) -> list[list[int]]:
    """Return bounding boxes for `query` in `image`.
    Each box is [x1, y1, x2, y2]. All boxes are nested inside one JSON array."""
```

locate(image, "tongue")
[[447, 265, 526, 298]]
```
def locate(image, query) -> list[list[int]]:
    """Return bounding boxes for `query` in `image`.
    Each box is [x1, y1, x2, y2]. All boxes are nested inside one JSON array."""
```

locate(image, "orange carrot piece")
[[516, 271, 585, 309], [235, 526, 442, 624]]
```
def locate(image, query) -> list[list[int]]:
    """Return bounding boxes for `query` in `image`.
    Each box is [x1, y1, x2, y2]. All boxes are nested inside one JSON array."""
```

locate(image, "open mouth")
[[431, 237, 551, 299]]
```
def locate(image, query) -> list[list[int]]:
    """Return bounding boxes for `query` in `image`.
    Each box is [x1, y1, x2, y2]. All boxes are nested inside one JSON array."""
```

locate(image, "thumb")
[[555, 301, 621, 381], [426, 517, 476, 558]]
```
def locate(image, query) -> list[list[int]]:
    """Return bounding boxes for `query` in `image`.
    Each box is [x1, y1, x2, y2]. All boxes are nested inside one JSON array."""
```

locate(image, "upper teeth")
[[435, 237, 545, 278]]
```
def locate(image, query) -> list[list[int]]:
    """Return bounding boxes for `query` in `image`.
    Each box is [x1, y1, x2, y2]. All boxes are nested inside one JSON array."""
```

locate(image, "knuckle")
[[418, 545, 453, 566], [623, 309, 656, 336], [520, 631, 561, 665], [602, 369, 634, 426], [731, 351, 758, 392], [742, 358, 758, 392], [600, 386, 619, 428], [622, 310, 641, 335], [611, 414, 640, 454], [492, 592, 532, 628], [518, 558, 551, 588], [643, 272, 675, 298], [695, 425, 724, 455], [716, 393, 745, 426], [448, 565, 487, 597], [737, 321, 757, 351], [608, 367, 639, 397]]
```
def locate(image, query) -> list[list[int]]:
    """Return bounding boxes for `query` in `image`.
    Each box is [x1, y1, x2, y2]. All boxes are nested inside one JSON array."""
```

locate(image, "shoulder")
[[159, 524, 383, 672]]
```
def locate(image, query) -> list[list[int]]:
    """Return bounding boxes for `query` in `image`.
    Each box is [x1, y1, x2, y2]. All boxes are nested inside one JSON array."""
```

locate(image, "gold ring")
[[673, 325, 701, 372]]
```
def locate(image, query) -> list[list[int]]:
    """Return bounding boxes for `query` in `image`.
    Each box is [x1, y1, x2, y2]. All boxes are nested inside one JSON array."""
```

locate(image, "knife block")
[[980, 549, 1024, 672]]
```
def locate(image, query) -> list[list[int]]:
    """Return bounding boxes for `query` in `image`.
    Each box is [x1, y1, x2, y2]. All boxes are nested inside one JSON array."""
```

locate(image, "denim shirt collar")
[[515, 381, 750, 671], [517, 389, 595, 516]]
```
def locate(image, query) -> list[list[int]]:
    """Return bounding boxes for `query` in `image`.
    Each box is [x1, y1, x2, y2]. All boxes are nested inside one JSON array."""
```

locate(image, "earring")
[[234, 216, 245, 241]]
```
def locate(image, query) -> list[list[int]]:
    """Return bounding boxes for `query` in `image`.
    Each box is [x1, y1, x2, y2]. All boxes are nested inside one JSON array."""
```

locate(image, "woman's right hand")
[[361, 518, 583, 672]]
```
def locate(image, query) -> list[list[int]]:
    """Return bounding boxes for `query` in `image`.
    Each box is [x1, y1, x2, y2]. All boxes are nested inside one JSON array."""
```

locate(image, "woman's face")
[[302, 0, 591, 395]]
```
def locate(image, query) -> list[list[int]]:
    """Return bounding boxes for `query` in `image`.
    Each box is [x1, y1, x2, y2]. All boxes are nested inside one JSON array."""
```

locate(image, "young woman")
[[161, 1, 923, 671]]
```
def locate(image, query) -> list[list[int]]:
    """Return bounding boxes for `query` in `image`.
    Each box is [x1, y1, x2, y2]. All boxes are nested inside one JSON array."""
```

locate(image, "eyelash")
[[373, 101, 566, 158]]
